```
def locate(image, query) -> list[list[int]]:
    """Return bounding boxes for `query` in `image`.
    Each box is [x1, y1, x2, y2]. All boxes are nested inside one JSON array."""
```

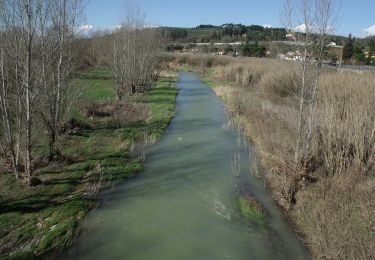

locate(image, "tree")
[[353, 44, 366, 63], [38, 0, 85, 162], [167, 28, 187, 41], [369, 39, 375, 52], [0, 0, 44, 184], [282, 0, 338, 169], [0, 0, 84, 184], [112, 4, 165, 100], [241, 42, 267, 57], [0, 28, 19, 178], [366, 49, 373, 65], [342, 34, 354, 60], [212, 31, 221, 40], [224, 45, 233, 55]]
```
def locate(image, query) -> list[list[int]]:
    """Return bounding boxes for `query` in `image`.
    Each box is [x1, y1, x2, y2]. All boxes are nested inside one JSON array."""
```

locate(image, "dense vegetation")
[[164, 23, 349, 43], [343, 34, 375, 65], [164, 24, 288, 43]]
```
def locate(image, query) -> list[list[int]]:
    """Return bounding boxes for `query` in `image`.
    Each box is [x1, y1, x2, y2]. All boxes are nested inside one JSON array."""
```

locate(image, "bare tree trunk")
[[15, 47, 22, 167], [25, 0, 33, 183], [16, 96, 22, 166], [48, 0, 67, 161], [39, 0, 83, 162], [305, 0, 336, 160], [111, 5, 165, 99], [0, 48, 18, 177], [295, 39, 308, 165], [283, 0, 337, 167]]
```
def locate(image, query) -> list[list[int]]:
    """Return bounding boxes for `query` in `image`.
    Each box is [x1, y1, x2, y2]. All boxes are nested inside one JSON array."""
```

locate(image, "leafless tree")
[[282, 0, 338, 167], [0, 1, 23, 179], [89, 30, 114, 66], [0, 22, 19, 178], [112, 4, 165, 100], [0, 0, 44, 183], [38, 0, 84, 162], [0, 0, 85, 184]]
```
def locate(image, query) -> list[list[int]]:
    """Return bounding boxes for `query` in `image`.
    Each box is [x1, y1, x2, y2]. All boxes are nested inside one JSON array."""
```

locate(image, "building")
[[327, 42, 337, 47], [365, 51, 375, 59]]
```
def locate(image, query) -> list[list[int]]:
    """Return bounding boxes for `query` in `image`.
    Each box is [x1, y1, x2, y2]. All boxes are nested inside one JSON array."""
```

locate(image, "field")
[[168, 54, 375, 259], [0, 68, 178, 259]]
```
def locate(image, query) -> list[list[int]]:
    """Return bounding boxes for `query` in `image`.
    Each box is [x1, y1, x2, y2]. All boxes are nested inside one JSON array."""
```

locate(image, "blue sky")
[[85, 0, 375, 37]]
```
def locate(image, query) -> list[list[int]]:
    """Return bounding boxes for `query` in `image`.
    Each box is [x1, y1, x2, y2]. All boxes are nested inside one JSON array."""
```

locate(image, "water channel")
[[69, 72, 308, 260]]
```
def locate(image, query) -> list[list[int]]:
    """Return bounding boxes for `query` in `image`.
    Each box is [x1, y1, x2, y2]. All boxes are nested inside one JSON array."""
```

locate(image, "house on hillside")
[[365, 51, 375, 59], [278, 50, 304, 61], [286, 30, 296, 41], [327, 42, 337, 47]]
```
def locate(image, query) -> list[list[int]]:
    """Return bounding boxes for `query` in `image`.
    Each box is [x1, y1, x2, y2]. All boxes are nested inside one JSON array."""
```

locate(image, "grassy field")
[[168, 54, 375, 259], [0, 67, 178, 259]]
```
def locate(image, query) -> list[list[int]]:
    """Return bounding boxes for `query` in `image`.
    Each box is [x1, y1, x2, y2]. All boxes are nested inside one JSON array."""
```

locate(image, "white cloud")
[[75, 24, 123, 36], [364, 24, 375, 36], [75, 23, 160, 37], [294, 23, 334, 34], [78, 24, 94, 34], [294, 24, 311, 33]]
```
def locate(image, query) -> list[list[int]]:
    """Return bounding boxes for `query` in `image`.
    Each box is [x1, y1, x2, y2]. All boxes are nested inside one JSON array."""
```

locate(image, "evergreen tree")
[[354, 44, 366, 62], [342, 34, 354, 59], [369, 39, 375, 52], [366, 49, 373, 65], [224, 45, 234, 55]]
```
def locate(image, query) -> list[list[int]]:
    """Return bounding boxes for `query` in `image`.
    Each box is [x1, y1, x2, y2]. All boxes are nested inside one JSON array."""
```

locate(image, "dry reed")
[[171, 54, 375, 259]]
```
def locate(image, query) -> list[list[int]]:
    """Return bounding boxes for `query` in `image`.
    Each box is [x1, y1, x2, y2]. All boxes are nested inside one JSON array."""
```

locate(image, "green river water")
[[68, 72, 308, 260]]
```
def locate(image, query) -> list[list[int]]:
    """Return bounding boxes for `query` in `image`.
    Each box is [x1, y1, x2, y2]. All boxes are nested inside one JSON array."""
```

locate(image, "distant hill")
[[163, 24, 287, 43], [163, 24, 346, 44], [358, 35, 375, 45]]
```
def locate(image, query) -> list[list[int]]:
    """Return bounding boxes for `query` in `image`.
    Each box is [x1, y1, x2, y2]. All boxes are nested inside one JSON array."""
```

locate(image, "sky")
[[85, 0, 375, 38]]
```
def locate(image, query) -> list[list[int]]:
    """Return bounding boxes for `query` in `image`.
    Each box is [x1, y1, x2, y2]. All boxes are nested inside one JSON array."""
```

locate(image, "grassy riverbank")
[[0, 68, 178, 259], [167, 54, 375, 259]]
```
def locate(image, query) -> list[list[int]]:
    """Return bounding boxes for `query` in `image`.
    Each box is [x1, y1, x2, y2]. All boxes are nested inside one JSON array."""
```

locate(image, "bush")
[[85, 101, 151, 122]]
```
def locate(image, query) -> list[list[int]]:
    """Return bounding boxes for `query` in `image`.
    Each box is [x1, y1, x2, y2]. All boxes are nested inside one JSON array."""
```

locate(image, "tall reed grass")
[[171, 54, 375, 259]]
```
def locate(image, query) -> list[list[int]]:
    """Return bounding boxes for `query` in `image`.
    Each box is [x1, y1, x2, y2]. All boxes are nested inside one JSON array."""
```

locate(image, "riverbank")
[[167, 54, 375, 259], [0, 68, 178, 259]]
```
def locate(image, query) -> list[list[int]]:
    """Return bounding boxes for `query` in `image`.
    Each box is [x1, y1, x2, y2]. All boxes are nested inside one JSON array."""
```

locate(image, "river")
[[68, 72, 308, 260]]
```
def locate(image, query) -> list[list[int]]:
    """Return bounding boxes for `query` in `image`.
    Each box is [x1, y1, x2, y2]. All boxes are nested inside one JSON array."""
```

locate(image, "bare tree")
[[0, 1, 23, 178], [38, 0, 84, 161], [112, 26, 126, 100], [282, 0, 338, 167], [0, 0, 44, 184], [0, 0, 84, 184], [0, 27, 19, 178], [111, 4, 165, 100]]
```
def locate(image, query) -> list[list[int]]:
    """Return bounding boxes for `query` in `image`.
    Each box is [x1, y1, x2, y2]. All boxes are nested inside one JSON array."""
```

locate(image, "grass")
[[78, 67, 117, 101], [170, 54, 375, 259], [0, 67, 178, 259], [238, 197, 267, 227]]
